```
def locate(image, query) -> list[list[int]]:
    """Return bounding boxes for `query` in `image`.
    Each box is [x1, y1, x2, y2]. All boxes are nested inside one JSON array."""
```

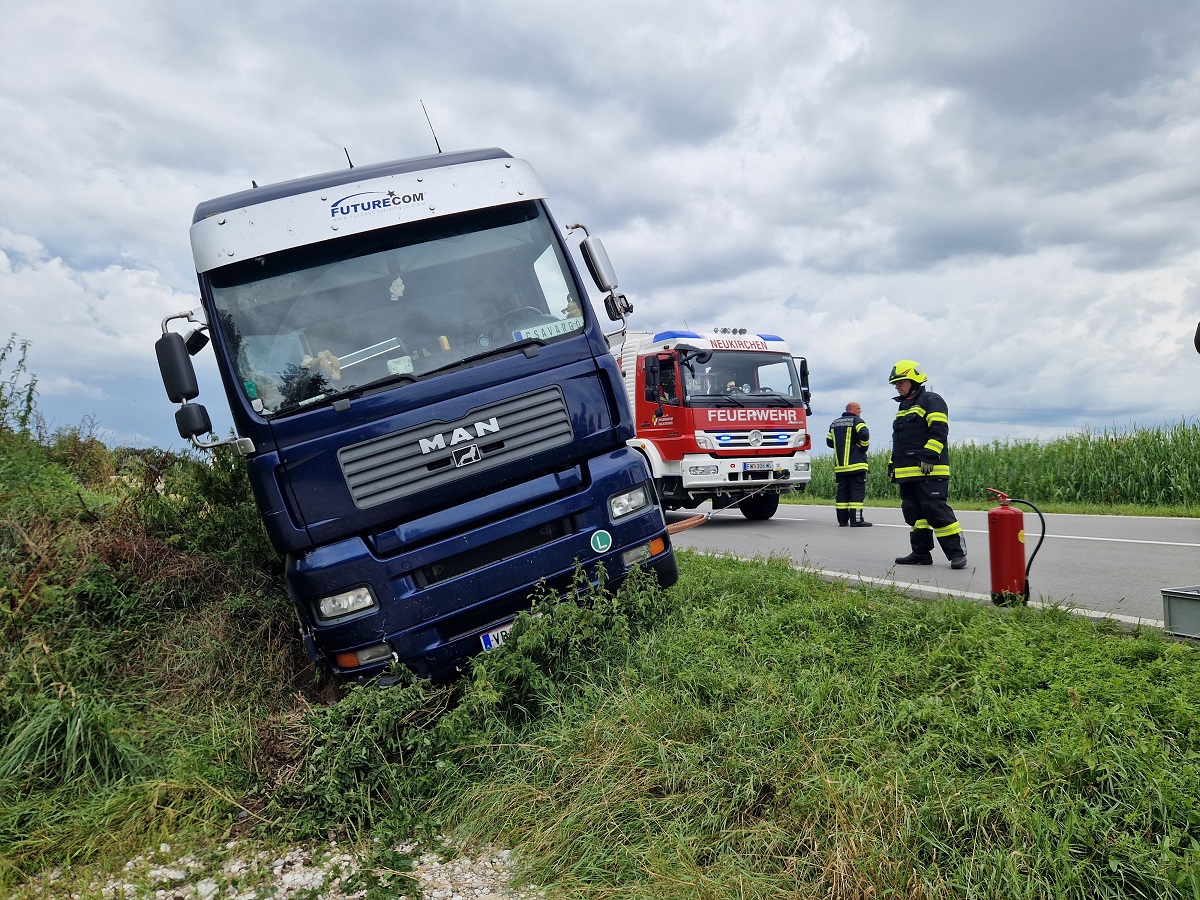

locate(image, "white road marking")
[[692, 550, 1168, 629], [772, 509, 1200, 548]]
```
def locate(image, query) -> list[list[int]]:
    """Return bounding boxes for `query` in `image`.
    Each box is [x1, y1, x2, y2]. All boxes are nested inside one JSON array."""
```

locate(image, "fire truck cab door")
[[638, 354, 688, 456]]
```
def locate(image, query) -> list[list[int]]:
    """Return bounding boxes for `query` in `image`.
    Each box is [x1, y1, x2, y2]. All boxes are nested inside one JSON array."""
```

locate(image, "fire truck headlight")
[[317, 586, 377, 620], [689, 465, 719, 476], [695, 434, 715, 450], [796, 461, 811, 472], [609, 484, 649, 520]]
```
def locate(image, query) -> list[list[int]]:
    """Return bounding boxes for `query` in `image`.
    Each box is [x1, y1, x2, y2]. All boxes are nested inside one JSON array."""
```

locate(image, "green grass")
[[435, 553, 1200, 899], [2, 345, 1199, 897]]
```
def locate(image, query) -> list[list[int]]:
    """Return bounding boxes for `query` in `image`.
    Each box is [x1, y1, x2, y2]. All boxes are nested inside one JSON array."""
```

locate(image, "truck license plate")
[[743, 461, 773, 471], [480, 621, 514, 651]]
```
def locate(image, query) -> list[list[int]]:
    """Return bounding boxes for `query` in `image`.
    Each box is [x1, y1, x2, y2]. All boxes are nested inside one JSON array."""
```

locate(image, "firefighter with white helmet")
[[888, 360, 967, 569]]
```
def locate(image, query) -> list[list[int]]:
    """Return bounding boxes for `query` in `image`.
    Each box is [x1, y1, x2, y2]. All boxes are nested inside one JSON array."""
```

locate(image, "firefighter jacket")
[[890, 384, 951, 480], [826, 413, 870, 474]]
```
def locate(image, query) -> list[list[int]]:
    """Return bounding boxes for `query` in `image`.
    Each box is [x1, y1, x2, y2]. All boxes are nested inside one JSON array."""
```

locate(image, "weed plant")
[[2, 343, 1199, 897], [438, 553, 1200, 899], [0, 417, 310, 886]]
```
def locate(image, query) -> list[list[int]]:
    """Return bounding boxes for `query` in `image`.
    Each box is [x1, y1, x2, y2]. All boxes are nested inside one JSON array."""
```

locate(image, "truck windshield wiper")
[[686, 393, 748, 407], [277, 340, 549, 414], [335, 371, 420, 401], [744, 391, 795, 407], [280, 372, 419, 414], [421, 337, 547, 378]]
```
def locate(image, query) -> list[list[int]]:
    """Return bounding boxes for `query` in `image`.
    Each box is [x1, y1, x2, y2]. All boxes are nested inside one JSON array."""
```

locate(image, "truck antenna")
[[344, 147, 354, 169], [421, 100, 443, 153]]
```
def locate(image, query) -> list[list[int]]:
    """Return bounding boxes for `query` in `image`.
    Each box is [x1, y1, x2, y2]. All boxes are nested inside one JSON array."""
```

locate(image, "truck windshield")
[[681, 351, 802, 404], [207, 201, 586, 416]]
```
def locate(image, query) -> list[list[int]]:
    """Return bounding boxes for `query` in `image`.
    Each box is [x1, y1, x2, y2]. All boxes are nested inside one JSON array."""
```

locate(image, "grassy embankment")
[[1, 339, 1198, 897], [797, 420, 1200, 516]]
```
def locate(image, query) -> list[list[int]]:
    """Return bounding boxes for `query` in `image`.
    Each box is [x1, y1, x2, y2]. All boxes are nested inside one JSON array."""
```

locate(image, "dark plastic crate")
[[1161, 586, 1200, 638]]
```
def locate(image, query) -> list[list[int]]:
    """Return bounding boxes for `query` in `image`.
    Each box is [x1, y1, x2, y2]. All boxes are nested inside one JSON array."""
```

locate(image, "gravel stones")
[[23, 839, 544, 899]]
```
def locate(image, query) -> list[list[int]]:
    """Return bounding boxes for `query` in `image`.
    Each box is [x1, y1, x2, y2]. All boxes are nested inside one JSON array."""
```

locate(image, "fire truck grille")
[[707, 430, 794, 449], [339, 386, 573, 509]]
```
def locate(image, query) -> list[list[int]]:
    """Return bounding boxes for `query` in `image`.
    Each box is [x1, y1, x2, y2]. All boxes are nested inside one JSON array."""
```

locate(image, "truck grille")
[[339, 386, 573, 509]]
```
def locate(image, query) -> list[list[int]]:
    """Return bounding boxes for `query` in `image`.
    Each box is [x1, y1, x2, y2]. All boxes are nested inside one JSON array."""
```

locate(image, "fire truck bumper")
[[677, 453, 811, 491]]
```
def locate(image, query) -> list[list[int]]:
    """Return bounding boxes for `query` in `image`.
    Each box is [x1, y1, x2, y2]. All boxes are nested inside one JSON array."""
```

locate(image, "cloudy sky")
[[2, 0, 1199, 453]]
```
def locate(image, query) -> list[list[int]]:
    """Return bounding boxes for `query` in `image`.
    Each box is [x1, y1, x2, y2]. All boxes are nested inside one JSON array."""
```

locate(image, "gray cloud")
[[1, 0, 1199, 450]]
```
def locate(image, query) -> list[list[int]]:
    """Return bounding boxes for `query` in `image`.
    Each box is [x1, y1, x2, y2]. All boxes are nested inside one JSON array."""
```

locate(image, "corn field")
[[808, 420, 1200, 507]]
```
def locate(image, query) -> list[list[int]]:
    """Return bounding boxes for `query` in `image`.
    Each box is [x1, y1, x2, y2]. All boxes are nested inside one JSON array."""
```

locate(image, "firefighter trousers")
[[834, 471, 867, 525], [898, 478, 965, 559]]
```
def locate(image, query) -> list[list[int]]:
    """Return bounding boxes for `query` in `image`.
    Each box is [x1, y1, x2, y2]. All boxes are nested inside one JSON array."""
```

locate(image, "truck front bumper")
[[286, 446, 677, 682]]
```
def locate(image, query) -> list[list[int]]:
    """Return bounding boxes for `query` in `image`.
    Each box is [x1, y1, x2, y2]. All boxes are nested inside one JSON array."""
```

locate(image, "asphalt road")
[[666, 503, 1200, 630]]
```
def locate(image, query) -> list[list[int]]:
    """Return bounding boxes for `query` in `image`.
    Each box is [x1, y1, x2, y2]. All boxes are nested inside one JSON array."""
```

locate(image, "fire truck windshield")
[[682, 351, 802, 405]]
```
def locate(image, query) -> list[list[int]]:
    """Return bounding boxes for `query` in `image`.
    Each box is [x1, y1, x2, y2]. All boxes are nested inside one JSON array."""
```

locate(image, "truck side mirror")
[[184, 328, 210, 356], [604, 292, 633, 322], [580, 235, 618, 293], [796, 356, 812, 413], [175, 402, 213, 440], [156, 331, 200, 403], [157, 309, 256, 456], [643, 358, 660, 401]]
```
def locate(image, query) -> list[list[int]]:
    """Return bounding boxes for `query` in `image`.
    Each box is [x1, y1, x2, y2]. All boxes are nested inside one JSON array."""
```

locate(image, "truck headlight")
[[689, 465, 719, 476], [796, 461, 811, 472], [317, 586, 376, 620], [695, 434, 715, 450], [609, 484, 649, 520]]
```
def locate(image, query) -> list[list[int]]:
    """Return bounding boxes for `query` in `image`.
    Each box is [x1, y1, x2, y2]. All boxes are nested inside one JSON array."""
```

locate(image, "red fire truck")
[[617, 329, 812, 520]]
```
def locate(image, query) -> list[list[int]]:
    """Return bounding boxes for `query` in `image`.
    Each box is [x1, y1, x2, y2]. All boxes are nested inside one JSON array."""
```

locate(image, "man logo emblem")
[[453, 444, 483, 467], [590, 530, 613, 554]]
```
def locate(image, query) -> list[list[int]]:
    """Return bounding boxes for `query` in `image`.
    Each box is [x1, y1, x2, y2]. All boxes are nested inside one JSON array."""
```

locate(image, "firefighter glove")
[[918, 460, 934, 475]]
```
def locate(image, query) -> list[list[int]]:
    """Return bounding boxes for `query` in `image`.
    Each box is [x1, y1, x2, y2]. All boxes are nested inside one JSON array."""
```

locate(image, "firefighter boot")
[[837, 509, 850, 527], [940, 533, 968, 570], [896, 527, 934, 565], [850, 510, 873, 527]]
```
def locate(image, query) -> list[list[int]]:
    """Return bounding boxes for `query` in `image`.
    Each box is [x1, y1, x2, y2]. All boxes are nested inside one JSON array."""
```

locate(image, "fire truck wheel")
[[739, 492, 780, 521]]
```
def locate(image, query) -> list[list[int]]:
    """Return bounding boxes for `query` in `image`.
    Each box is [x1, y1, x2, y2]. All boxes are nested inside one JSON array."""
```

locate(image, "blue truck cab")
[[155, 148, 678, 681]]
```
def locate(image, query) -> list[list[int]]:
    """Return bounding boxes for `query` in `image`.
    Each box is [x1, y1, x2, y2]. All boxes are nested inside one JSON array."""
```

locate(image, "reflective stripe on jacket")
[[826, 414, 870, 473], [890, 384, 951, 480]]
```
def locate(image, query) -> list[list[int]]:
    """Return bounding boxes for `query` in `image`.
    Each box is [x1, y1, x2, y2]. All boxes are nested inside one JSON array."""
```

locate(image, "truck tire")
[[739, 492, 780, 521]]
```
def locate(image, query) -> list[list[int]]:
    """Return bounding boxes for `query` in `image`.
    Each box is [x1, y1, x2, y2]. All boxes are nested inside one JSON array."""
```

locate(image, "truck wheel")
[[739, 492, 780, 520]]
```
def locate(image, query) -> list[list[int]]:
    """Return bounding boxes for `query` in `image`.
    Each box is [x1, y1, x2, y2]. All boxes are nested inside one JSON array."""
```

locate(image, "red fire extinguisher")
[[985, 488, 1045, 607]]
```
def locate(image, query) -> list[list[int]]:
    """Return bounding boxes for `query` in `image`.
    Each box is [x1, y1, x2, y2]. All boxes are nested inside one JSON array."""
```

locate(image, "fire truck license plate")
[[743, 461, 773, 471], [480, 621, 513, 651]]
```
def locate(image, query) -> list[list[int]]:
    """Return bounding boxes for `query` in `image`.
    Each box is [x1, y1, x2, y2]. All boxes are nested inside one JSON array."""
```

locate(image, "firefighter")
[[887, 360, 967, 569], [826, 401, 872, 527]]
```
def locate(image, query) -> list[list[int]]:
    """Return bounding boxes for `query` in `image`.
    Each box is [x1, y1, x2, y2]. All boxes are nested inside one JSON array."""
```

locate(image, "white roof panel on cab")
[[190, 156, 547, 274]]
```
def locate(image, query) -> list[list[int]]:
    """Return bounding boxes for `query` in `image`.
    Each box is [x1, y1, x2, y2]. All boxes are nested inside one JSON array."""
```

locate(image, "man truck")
[[617, 329, 812, 520], [155, 148, 678, 682]]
